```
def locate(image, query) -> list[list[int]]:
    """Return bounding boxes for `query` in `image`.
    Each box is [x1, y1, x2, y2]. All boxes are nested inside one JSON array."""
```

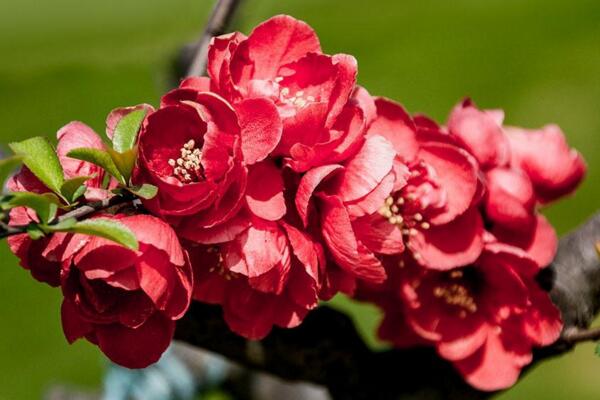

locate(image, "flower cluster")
[[7, 15, 585, 390]]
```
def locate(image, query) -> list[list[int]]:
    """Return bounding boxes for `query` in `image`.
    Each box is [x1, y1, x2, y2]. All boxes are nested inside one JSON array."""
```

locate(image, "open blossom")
[[134, 96, 248, 241], [365, 98, 484, 270], [187, 219, 323, 339], [366, 243, 561, 391], [8, 122, 114, 286], [60, 214, 192, 368], [181, 15, 364, 170]]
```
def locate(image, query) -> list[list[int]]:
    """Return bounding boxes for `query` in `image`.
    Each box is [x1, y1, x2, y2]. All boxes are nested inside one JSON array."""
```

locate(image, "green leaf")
[[9, 137, 64, 195], [67, 147, 125, 185], [107, 146, 137, 183], [112, 109, 147, 153], [41, 217, 77, 232], [8, 191, 61, 223], [67, 218, 138, 250], [26, 225, 45, 240], [126, 183, 158, 200], [60, 176, 93, 203], [0, 155, 22, 190]]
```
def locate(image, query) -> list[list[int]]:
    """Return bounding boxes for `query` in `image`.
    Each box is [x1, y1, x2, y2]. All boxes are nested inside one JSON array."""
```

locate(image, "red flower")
[[371, 243, 561, 391], [188, 220, 323, 339], [341, 98, 485, 271], [505, 124, 586, 204], [60, 214, 192, 368], [447, 99, 509, 170], [296, 134, 397, 283], [8, 122, 114, 286], [134, 96, 250, 241], [193, 15, 362, 168]]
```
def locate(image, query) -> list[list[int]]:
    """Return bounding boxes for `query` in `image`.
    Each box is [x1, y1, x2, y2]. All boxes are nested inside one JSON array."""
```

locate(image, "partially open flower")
[[8, 122, 114, 286], [505, 124, 586, 204], [60, 214, 192, 368]]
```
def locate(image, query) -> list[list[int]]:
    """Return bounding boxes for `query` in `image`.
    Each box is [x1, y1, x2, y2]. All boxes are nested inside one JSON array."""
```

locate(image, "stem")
[[0, 195, 133, 239], [186, 0, 243, 77]]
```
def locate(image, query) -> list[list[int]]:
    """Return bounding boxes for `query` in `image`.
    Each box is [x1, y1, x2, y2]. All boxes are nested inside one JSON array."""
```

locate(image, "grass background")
[[0, 0, 598, 398]]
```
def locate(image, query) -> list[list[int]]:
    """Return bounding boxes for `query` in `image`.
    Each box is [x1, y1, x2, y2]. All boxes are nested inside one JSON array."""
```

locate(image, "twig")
[[186, 0, 243, 77], [562, 326, 600, 344], [0, 195, 134, 239]]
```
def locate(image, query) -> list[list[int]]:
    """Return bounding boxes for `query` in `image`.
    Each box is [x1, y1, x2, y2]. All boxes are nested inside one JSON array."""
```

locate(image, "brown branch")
[[185, 0, 244, 77], [175, 211, 600, 400], [561, 326, 600, 344]]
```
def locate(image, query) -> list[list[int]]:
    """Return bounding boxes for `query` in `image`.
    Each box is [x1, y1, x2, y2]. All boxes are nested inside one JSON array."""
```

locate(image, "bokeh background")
[[0, 0, 599, 398]]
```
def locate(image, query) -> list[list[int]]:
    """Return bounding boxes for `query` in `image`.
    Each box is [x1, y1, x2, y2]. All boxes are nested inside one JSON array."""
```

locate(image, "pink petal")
[[418, 142, 479, 225], [335, 135, 395, 202], [295, 164, 343, 226], [245, 160, 286, 221], [245, 15, 321, 80], [367, 97, 419, 162], [410, 208, 484, 270], [236, 98, 283, 164], [320, 195, 386, 283]]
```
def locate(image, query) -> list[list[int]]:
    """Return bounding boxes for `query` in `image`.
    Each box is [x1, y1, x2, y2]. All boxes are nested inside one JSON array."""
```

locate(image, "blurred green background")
[[0, 0, 598, 398]]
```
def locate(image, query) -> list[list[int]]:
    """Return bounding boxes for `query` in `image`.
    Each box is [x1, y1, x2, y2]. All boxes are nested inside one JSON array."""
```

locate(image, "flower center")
[[276, 78, 315, 109], [168, 139, 204, 183], [433, 270, 478, 317], [207, 247, 238, 281]]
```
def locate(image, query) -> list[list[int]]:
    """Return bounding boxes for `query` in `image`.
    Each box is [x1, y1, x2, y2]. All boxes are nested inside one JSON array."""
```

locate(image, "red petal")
[[352, 213, 405, 255], [493, 214, 557, 268], [57, 121, 106, 186], [506, 125, 586, 203], [61, 300, 93, 344], [484, 167, 536, 229], [320, 195, 386, 283], [245, 160, 286, 221], [295, 164, 343, 226], [418, 142, 479, 225], [236, 98, 283, 165], [367, 97, 419, 162], [96, 313, 175, 369], [454, 327, 532, 391], [335, 135, 395, 202], [447, 100, 509, 169], [245, 15, 321, 80], [410, 208, 484, 270]]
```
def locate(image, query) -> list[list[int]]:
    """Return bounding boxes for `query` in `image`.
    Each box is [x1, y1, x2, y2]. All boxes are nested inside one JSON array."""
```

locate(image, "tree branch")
[[185, 0, 244, 78], [174, 211, 600, 400]]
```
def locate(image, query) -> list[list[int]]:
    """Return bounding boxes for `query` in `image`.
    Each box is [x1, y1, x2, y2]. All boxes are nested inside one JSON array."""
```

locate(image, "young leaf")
[[67, 218, 138, 250], [126, 183, 158, 200], [9, 137, 64, 195], [8, 192, 61, 223], [60, 176, 93, 203], [0, 155, 22, 190], [107, 147, 137, 183], [112, 109, 147, 153], [67, 148, 125, 185], [41, 217, 77, 232], [26, 225, 45, 240]]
